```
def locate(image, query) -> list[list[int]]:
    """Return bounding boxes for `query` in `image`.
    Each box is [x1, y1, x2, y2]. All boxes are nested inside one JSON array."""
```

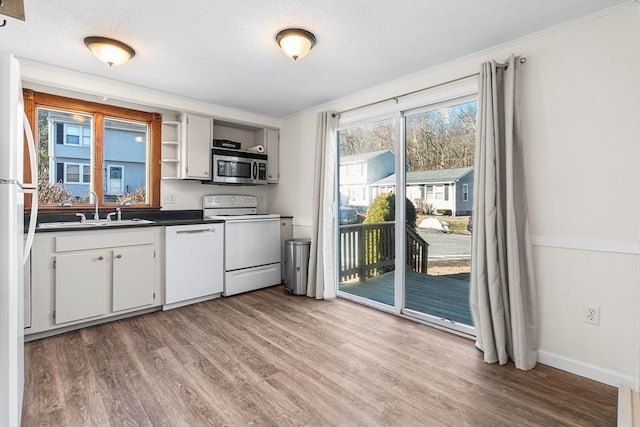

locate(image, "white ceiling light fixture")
[[84, 36, 136, 66], [276, 28, 316, 61]]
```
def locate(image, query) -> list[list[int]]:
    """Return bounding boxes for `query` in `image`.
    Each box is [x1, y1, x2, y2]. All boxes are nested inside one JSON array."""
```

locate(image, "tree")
[[365, 192, 417, 228], [338, 101, 477, 172], [339, 119, 395, 156], [362, 192, 417, 277], [405, 101, 477, 171], [37, 170, 73, 204]]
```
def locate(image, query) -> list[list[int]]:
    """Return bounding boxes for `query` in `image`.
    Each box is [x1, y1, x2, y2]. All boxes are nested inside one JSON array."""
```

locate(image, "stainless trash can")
[[284, 238, 311, 295]]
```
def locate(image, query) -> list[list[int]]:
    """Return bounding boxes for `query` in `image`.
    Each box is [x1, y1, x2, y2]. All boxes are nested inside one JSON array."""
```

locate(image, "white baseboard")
[[538, 350, 637, 390]]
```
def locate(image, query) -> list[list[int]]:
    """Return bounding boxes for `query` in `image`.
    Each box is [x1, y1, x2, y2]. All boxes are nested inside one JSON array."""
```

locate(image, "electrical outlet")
[[163, 193, 176, 205], [583, 305, 600, 325]]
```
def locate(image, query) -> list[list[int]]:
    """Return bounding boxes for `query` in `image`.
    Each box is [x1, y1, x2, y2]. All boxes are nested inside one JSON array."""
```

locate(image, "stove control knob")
[[230, 196, 236, 202], [214, 197, 220, 204], [245, 197, 251, 203]]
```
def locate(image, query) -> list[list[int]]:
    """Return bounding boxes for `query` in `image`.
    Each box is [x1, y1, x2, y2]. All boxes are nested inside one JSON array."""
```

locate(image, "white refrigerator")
[[0, 53, 38, 427]]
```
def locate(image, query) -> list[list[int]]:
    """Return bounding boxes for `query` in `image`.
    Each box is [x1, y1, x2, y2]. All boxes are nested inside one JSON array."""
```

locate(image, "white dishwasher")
[[164, 223, 223, 310]]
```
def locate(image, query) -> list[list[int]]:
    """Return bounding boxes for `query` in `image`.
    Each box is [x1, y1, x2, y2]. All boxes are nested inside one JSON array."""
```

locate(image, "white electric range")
[[203, 194, 281, 296]]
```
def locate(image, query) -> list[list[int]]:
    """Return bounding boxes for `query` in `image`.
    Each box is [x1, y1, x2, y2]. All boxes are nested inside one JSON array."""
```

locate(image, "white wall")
[[267, 111, 318, 237], [271, 6, 640, 388]]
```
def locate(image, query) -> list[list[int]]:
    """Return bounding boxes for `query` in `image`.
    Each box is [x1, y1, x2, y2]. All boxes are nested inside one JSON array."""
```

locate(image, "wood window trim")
[[23, 89, 162, 210]]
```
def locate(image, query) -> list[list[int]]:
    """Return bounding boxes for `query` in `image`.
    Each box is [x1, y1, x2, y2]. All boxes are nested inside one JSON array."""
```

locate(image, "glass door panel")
[[337, 118, 397, 307], [403, 100, 477, 329]]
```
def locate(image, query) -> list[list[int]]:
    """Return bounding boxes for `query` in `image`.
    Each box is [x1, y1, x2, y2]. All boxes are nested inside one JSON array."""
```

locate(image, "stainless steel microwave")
[[211, 148, 268, 185]]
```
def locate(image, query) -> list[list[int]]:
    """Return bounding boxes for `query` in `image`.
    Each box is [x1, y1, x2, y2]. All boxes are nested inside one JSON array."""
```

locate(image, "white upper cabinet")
[[163, 112, 279, 183], [254, 127, 279, 183], [180, 113, 212, 180]]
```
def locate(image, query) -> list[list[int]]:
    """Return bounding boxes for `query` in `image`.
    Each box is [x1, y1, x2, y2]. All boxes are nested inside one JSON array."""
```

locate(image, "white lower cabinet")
[[55, 251, 108, 324], [28, 227, 163, 337], [112, 246, 156, 312]]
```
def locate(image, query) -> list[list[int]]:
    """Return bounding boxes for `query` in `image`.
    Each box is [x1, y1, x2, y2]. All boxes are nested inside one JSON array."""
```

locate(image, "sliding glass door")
[[335, 88, 477, 336], [337, 117, 398, 308], [402, 99, 476, 333]]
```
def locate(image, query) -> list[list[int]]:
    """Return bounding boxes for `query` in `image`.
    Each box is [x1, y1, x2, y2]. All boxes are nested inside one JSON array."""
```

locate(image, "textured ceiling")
[[0, 0, 633, 118]]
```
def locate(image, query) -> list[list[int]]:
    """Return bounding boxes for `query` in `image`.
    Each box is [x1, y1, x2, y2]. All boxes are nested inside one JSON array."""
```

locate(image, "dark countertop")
[[31, 209, 224, 233]]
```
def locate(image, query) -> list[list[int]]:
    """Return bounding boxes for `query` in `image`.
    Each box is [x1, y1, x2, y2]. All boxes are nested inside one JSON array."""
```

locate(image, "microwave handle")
[[253, 161, 257, 180]]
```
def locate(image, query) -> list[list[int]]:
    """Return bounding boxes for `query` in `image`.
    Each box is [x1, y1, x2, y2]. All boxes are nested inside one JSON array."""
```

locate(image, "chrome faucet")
[[106, 208, 122, 222], [81, 190, 100, 220]]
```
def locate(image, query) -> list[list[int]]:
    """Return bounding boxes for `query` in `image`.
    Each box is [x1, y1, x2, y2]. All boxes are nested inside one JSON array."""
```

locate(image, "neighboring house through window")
[[106, 165, 125, 196], [61, 123, 91, 146], [63, 162, 91, 184]]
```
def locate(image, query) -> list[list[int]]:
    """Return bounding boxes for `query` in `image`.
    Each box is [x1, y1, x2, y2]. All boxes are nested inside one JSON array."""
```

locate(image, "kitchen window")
[[23, 90, 161, 209]]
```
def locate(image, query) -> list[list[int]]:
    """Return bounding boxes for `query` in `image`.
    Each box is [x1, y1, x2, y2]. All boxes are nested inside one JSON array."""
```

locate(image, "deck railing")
[[406, 226, 429, 273], [339, 222, 428, 282]]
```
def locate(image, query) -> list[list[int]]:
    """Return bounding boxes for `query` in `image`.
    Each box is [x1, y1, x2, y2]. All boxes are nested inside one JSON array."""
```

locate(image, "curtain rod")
[[332, 56, 527, 118]]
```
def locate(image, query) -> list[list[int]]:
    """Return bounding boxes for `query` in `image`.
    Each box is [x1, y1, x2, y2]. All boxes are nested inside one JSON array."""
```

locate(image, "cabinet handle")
[[116, 254, 122, 259], [98, 256, 104, 261]]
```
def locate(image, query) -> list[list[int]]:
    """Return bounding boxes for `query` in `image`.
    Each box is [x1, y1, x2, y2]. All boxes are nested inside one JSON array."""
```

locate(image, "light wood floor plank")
[[23, 286, 617, 426]]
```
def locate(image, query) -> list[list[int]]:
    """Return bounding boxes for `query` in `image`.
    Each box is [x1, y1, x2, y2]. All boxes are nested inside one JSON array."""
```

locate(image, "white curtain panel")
[[470, 55, 538, 370], [308, 111, 338, 299]]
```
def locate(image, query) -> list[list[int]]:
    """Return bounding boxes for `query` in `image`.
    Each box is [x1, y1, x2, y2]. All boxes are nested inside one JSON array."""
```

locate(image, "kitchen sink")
[[38, 219, 155, 229]]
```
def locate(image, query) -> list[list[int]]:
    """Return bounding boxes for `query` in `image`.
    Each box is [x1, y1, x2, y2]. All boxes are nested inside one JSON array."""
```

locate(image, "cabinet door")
[[182, 113, 212, 180], [112, 245, 155, 312], [55, 251, 108, 324], [266, 128, 279, 183]]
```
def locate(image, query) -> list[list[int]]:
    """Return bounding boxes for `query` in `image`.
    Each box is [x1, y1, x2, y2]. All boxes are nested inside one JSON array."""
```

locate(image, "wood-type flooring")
[[22, 285, 617, 426]]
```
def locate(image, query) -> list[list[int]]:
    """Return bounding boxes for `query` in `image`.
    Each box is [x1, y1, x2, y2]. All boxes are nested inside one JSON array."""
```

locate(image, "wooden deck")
[[339, 270, 473, 326]]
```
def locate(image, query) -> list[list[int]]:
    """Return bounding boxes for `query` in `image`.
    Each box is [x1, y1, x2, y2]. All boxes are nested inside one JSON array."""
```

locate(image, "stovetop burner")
[[202, 194, 279, 220]]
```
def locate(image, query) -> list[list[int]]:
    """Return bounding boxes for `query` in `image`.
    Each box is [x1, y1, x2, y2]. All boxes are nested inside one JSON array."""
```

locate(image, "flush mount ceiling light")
[[84, 36, 136, 66], [276, 28, 316, 61]]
